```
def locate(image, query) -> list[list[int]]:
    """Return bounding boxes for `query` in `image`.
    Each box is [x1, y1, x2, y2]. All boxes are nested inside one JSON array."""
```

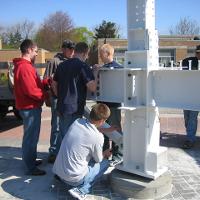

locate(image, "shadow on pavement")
[[160, 132, 187, 148], [160, 132, 200, 149], [0, 146, 117, 200], [0, 146, 60, 200], [160, 132, 200, 170], [0, 115, 22, 133]]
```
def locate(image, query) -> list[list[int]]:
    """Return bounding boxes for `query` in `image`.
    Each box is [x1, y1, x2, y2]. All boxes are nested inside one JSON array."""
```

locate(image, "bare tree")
[[20, 20, 35, 39], [169, 17, 200, 35], [0, 24, 22, 48], [0, 20, 35, 48], [35, 11, 74, 51]]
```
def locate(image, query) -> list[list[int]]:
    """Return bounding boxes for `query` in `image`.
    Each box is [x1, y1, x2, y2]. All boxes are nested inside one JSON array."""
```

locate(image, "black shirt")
[[54, 58, 94, 115], [182, 56, 198, 70]]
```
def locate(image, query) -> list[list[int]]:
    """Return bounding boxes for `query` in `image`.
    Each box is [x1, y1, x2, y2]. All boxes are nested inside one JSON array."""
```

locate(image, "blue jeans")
[[19, 108, 42, 172], [49, 96, 60, 156], [184, 110, 199, 142], [59, 112, 82, 140], [64, 159, 110, 194]]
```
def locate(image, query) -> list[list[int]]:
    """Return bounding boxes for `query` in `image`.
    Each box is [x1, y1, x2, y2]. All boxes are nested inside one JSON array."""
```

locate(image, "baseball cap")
[[196, 45, 200, 53], [62, 40, 75, 49]]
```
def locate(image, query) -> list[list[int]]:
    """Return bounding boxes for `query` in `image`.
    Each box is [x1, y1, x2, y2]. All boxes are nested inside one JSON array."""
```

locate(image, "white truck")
[[0, 62, 20, 119]]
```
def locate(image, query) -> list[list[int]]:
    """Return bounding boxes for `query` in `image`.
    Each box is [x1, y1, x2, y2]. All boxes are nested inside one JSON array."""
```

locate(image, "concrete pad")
[[110, 169, 172, 199]]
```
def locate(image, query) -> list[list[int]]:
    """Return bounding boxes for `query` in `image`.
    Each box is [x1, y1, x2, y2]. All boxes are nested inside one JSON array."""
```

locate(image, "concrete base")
[[110, 169, 172, 199]]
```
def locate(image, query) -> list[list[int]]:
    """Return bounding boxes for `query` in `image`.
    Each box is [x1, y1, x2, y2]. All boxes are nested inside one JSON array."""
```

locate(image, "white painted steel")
[[153, 70, 200, 111], [87, 0, 200, 179]]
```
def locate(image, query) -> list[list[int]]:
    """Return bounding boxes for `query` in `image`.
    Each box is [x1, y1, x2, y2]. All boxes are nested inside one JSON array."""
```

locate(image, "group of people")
[[13, 39, 123, 199], [12, 38, 200, 199]]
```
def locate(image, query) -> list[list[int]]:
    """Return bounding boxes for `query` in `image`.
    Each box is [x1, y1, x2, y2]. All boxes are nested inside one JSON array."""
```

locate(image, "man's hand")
[[92, 64, 102, 71], [106, 125, 121, 132], [98, 125, 121, 134], [103, 149, 112, 159]]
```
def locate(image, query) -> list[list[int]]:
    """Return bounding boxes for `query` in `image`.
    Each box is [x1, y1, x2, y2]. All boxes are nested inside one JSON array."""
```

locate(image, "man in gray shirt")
[[53, 103, 112, 200], [43, 40, 75, 163]]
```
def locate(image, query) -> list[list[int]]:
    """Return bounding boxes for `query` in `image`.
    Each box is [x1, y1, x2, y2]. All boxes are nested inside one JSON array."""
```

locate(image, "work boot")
[[28, 168, 46, 176]]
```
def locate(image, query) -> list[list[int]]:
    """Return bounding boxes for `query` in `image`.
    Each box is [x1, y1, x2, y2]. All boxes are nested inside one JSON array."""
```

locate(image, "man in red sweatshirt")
[[13, 39, 46, 176]]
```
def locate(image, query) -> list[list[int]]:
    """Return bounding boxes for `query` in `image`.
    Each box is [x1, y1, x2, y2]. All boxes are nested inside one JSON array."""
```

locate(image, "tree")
[[94, 20, 120, 39], [71, 27, 94, 45], [0, 25, 3, 34], [20, 20, 35, 39], [8, 31, 23, 48], [35, 11, 74, 51], [0, 20, 35, 49], [169, 17, 200, 35], [2, 25, 22, 48]]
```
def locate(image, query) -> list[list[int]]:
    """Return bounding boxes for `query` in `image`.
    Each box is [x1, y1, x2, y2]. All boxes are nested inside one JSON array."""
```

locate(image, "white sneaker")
[[68, 187, 87, 200], [110, 154, 123, 167]]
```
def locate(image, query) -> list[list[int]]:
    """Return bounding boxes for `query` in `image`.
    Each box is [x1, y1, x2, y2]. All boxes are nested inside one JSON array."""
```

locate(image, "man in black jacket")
[[43, 40, 75, 163], [182, 45, 200, 149]]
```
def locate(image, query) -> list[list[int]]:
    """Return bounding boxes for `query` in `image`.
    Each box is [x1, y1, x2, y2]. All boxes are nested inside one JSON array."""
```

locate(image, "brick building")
[[0, 35, 200, 75], [96, 36, 200, 67], [0, 48, 55, 76]]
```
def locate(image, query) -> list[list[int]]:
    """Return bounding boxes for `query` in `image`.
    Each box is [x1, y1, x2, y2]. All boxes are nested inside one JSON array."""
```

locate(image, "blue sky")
[[0, 0, 199, 38]]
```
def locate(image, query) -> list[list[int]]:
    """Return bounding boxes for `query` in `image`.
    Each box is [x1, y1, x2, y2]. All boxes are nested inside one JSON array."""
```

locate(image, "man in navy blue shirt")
[[52, 42, 97, 141]]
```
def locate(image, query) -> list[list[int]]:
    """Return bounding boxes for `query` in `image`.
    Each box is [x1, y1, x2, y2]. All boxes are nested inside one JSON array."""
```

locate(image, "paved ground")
[[1, 106, 200, 200]]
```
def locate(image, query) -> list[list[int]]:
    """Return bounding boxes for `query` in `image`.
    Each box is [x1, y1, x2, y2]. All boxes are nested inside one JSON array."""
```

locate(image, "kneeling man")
[[53, 103, 112, 200]]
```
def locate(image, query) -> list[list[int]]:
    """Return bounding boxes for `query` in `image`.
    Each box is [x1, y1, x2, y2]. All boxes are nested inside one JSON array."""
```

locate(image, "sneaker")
[[28, 167, 46, 176], [68, 187, 87, 200], [48, 154, 56, 164], [110, 154, 123, 167], [182, 140, 195, 149]]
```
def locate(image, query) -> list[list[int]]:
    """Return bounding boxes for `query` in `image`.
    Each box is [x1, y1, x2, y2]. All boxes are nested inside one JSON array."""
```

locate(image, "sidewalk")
[[0, 107, 200, 199]]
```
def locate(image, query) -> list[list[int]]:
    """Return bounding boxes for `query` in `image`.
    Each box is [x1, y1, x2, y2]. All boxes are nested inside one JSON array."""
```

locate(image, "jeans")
[[183, 110, 199, 142], [49, 96, 60, 156], [64, 159, 110, 194], [59, 112, 82, 140], [19, 107, 42, 172]]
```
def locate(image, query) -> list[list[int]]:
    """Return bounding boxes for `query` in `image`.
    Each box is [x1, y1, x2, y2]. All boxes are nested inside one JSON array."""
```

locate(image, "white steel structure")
[[89, 0, 200, 179]]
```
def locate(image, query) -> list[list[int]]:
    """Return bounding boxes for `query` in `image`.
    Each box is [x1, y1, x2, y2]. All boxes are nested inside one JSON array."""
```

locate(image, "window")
[[159, 49, 175, 67]]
